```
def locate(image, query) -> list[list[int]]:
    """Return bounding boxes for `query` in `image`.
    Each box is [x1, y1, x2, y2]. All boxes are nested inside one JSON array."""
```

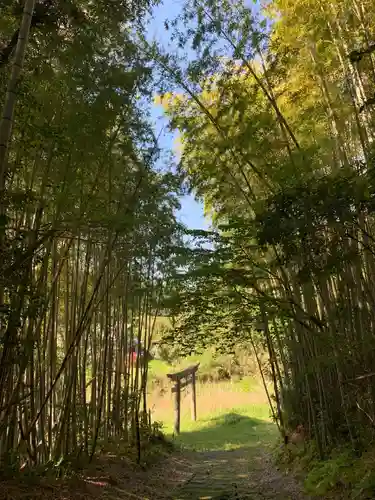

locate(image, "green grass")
[[168, 404, 277, 452], [148, 359, 172, 378], [149, 377, 276, 453], [300, 446, 375, 498], [231, 376, 262, 393], [148, 345, 276, 455]]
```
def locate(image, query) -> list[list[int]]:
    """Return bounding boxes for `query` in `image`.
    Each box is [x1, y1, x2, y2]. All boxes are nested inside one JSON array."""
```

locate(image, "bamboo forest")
[[2, 0, 375, 499]]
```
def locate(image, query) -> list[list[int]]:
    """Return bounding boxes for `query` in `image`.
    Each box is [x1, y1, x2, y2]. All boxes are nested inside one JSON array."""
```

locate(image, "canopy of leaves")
[[157, 0, 375, 459], [0, 0, 185, 467]]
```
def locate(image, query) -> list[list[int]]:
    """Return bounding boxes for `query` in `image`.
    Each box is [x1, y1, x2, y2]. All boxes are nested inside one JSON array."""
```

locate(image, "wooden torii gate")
[[167, 363, 199, 435]]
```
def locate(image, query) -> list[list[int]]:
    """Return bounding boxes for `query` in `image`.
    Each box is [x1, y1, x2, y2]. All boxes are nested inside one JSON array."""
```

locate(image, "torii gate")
[[167, 363, 199, 435]]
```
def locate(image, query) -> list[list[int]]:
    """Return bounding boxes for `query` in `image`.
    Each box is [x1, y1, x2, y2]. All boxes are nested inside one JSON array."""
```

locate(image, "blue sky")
[[147, 1, 211, 231], [146, 1, 264, 232]]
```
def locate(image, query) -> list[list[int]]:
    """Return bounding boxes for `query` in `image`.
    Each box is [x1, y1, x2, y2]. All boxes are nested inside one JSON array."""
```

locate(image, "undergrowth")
[[148, 346, 261, 390], [275, 439, 375, 499], [0, 419, 172, 482]]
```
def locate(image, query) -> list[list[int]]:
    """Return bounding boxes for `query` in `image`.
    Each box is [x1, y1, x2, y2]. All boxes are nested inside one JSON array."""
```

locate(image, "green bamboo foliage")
[[0, 0, 182, 467], [160, 0, 375, 458]]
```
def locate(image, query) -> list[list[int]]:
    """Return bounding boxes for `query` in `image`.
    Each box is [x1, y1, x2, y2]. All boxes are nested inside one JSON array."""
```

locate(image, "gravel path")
[[0, 446, 315, 500], [170, 447, 314, 500]]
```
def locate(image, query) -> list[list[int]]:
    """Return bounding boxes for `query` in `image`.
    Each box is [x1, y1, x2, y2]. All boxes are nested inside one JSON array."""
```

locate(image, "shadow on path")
[[171, 413, 312, 500], [176, 412, 276, 453]]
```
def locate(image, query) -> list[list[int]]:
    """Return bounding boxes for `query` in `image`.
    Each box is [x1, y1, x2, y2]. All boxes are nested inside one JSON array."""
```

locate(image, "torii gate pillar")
[[167, 363, 199, 435]]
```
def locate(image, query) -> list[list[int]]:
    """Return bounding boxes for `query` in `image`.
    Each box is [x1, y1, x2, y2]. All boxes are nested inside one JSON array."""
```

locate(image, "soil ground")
[[170, 447, 313, 500], [0, 447, 312, 500]]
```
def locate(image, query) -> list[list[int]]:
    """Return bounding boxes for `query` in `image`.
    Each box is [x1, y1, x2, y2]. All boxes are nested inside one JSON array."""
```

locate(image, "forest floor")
[[0, 444, 312, 500], [0, 380, 315, 500], [168, 446, 313, 499]]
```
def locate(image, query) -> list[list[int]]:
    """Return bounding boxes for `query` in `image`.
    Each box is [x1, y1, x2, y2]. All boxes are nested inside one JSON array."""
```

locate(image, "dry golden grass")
[[148, 378, 270, 430]]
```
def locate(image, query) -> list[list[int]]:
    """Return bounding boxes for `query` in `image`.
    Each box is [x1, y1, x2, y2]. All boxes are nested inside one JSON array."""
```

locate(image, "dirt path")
[[0, 446, 314, 500], [169, 447, 313, 500]]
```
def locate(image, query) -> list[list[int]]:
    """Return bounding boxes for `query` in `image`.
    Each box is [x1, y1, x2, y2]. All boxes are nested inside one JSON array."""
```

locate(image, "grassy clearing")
[[171, 405, 277, 452], [148, 359, 172, 378], [148, 377, 277, 452]]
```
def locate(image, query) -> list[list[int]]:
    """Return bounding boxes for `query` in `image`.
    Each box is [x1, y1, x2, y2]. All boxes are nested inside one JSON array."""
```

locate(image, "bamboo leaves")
[[159, 0, 375, 458], [0, 0, 182, 468]]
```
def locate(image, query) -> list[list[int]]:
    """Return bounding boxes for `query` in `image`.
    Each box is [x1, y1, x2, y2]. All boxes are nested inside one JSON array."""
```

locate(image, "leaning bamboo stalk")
[[0, 0, 36, 189]]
